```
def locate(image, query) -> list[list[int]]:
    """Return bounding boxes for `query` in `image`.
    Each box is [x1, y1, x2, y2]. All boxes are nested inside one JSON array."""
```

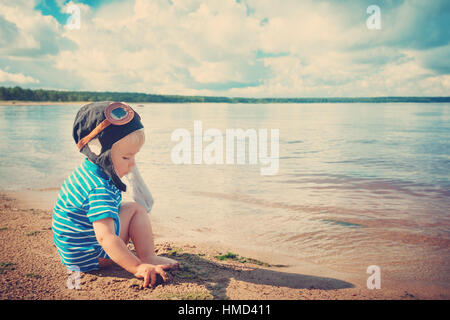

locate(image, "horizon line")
[[1, 86, 449, 103]]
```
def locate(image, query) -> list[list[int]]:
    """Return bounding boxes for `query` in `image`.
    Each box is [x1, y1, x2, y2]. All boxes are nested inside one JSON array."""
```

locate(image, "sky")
[[0, 0, 449, 97]]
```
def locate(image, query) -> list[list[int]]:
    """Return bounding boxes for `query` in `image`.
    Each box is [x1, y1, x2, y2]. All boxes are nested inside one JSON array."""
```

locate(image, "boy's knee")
[[121, 201, 146, 213], [132, 202, 147, 215]]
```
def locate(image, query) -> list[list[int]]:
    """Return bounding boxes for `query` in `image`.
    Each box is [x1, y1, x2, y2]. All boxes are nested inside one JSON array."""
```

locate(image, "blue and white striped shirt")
[[52, 158, 121, 272]]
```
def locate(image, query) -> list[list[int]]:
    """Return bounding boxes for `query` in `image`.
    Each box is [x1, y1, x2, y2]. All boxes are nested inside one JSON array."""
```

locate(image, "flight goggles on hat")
[[76, 102, 135, 150]]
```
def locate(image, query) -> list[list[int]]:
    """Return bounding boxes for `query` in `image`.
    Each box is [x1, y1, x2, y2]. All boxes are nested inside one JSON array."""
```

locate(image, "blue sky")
[[34, 0, 125, 24], [0, 0, 449, 97]]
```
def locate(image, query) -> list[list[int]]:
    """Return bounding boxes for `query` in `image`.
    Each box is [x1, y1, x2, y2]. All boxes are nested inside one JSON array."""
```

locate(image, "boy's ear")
[[87, 138, 102, 156]]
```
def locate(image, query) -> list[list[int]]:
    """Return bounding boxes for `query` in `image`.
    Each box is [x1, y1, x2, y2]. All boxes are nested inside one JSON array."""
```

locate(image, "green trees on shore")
[[1, 86, 449, 103]]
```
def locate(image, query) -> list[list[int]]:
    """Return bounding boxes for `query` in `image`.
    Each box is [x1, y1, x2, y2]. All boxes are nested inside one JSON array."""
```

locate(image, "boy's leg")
[[98, 257, 113, 267], [118, 202, 178, 268]]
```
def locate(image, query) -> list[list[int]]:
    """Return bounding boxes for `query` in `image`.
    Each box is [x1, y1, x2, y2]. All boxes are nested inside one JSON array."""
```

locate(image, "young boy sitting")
[[52, 101, 178, 288]]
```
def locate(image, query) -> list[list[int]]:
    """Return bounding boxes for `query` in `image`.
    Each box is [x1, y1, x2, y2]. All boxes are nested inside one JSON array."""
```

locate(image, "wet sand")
[[0, 191, 448, 300]]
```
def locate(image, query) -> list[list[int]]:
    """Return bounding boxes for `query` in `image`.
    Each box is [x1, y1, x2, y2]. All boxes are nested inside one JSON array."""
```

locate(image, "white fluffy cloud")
[[0, 68, 39, 84], [0, 0, 64, 57], [0, 0, 448, 96]]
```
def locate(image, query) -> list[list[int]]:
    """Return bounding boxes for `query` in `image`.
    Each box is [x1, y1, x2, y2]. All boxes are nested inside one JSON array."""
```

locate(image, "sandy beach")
[[0, 191, 447, 300]]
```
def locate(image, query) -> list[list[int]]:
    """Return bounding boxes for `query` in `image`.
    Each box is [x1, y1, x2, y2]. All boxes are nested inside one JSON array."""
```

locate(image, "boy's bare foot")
[[146, 255, 180, 269]]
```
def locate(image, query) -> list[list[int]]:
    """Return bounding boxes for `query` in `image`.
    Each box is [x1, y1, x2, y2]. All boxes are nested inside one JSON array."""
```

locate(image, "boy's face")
[[110, 131, 144, 178]]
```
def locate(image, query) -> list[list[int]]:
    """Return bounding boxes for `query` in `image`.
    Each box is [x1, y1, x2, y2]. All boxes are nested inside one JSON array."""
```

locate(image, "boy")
[[52, 101, 178, 288]]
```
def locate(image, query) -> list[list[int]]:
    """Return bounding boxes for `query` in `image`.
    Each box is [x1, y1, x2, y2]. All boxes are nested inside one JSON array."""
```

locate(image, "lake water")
[[0, 103, 449, 287]]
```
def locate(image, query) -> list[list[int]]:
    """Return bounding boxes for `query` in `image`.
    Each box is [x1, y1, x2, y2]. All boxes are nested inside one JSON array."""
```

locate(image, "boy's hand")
[[134, 263, 171, 288]]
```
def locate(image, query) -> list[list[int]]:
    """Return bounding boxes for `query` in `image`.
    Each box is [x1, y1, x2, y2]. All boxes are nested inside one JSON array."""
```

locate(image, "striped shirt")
[[52, 158, 121, 272]]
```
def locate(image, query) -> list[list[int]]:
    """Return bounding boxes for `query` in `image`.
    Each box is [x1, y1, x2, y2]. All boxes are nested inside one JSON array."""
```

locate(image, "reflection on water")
[[0, 103, 449, 286]]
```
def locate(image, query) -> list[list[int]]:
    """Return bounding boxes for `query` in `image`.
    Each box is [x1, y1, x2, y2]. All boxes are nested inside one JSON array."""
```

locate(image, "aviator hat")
[[72, 101, 144, 191]]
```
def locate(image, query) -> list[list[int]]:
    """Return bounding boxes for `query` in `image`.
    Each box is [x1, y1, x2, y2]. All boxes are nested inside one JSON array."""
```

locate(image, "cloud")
[[0, 15, 19, 47], [0, 0, 75, 57], [0, 0, 78, 88], [383, 0, 450, 50], [0, 69, 40, 84], [0, 0, 448, 96], [418, 44, 450, 75], [345, 0, 450, 52]]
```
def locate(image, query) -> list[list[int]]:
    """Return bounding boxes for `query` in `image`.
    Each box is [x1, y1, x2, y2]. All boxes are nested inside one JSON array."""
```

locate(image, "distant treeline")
[[1, 86, 449, 103]]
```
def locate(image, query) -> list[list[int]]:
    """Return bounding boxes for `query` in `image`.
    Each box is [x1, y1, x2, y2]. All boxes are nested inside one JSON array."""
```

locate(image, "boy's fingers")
[[159, 264, 173, 270], [150, 271, 157, 287], [143, 272, 150, 288], [154, 267, 166, 281], [157, 268, 168, 282]]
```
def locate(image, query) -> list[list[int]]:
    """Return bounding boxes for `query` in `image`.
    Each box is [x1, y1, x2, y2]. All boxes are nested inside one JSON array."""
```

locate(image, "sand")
[[0, 191, 447, 300]]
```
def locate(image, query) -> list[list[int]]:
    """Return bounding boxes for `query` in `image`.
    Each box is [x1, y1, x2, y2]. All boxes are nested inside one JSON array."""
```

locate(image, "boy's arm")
[[93, 218, 169, 287], [92, 218, 141, 275]]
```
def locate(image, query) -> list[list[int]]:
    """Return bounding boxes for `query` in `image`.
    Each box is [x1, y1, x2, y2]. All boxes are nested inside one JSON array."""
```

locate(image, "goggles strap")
[[77, 119, 111, 150]]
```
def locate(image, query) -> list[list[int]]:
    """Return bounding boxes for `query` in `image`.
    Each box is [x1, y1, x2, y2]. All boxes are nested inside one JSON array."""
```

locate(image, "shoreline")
[[1, 190, 448, 300], [2, 99, 450, 106]]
